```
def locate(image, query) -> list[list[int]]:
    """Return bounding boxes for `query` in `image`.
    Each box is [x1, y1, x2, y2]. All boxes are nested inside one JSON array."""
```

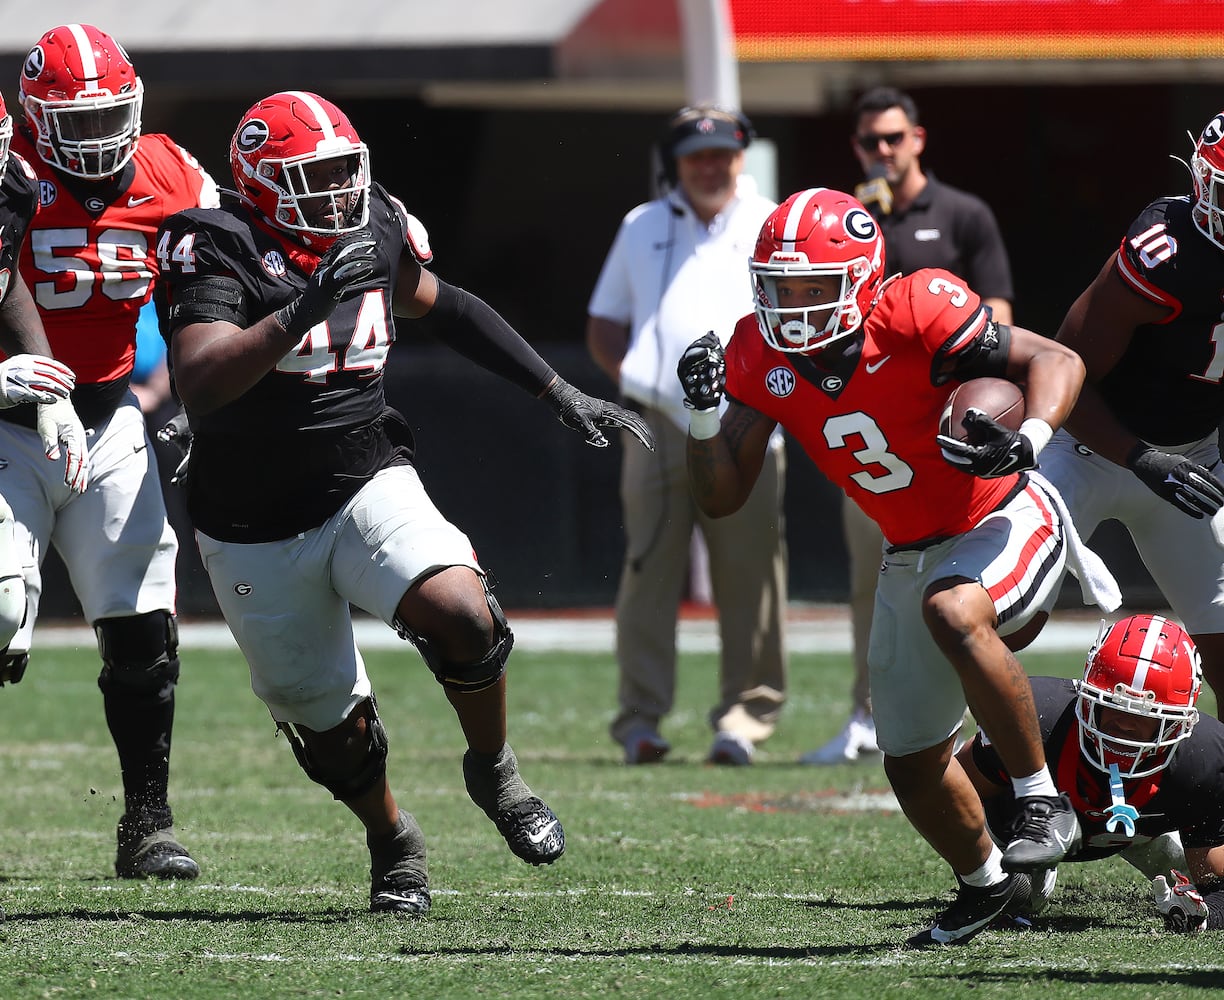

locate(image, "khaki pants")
[[841, 497, 885, 714], [610, 407, 788, 745]]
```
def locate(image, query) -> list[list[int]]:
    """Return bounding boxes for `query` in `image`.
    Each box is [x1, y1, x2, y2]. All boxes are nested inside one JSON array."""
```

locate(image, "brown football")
[[939, 377, 1025, 442]]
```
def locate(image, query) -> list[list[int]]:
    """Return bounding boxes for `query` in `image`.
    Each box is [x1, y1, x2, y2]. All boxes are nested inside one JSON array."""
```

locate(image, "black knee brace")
[[95, 611, 180, 696], [0, 652, 29, 686], [395, 577, 514, 693], [278, 695, 389, 801]]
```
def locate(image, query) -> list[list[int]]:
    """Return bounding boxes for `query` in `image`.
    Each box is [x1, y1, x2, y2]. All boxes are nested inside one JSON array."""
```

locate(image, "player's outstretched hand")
[[677, 332, 725, 412], [1152, 870, 1209, 933], [157, 405, 193, 486], [0, 354, 76, 407], [937, 408, 1036, 478], [542, 377, 654, 451], [1128, 444, 1224, 518], [274, 232, 379, 337], [36, 397, 89, 494]]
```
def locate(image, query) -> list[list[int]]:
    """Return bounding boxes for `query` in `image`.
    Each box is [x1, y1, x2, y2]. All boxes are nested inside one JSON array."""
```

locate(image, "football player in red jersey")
[[2, 24, 222, 880], [156, 91, 652, 916], [1039, 111, 1224, 705], [960, 614, 1224, 933], [0, 91, 86, 652], [680, 187, 1121, 946]]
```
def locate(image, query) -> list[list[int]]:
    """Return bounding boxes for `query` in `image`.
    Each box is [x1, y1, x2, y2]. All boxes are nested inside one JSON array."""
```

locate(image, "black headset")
[[657, 104, 756, 189]]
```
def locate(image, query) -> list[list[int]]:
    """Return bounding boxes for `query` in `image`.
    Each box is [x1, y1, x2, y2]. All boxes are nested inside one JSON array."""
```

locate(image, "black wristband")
[[1125, 441, 1152, 469]]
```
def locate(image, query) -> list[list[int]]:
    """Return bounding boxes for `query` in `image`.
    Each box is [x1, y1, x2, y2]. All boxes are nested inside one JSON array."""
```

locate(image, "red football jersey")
[[11, 130, 217, 384], [726, 269, 1018, 547]]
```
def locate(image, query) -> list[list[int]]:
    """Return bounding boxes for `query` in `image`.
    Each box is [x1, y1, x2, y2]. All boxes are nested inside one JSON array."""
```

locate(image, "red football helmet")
[[18, 23, 143, 180], [0, 93, 11, 186], [1076, 614, 1202, 778], [751, 187, 886, 354], [230, 91, 370, 248]]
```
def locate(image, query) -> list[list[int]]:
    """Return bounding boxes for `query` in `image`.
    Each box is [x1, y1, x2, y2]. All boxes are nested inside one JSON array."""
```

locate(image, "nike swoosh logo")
[[526, 819, 559, 844], [865, 356, 891, 374], [128, 195, 156, 207]]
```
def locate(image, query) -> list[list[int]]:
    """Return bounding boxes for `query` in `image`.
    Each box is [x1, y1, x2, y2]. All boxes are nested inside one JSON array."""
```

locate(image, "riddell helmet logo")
[[235, 119, 270, 153], [22, 46, 44, 80], [1204, 114, 1224, 147]]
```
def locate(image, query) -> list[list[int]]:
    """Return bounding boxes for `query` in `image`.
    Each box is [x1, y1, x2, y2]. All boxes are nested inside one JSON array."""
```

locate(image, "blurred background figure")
[[587, 104, 788, 766], [803, 86, 1015, 765]]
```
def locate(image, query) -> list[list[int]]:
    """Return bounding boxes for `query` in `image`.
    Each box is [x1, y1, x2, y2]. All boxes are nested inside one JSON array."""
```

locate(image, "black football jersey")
[[973, 676, 1224, 861], [158, 184, 422, 542], [1101, 196, 1224, 445], [0, 152, 39, 307]]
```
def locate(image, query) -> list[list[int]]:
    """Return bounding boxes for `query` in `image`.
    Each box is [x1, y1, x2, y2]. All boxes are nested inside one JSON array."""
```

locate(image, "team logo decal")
[[233, 582, 253, 596], [38, 179, 56, 207], [822, 374, 844, 393], [84, 196, 107, 213], [765, 366, 796, 398], [844, 208, 877, 243], [1204, 113, 1224, 148], [262, 250, 288, 278], [235, 118, 270, 154], [22, 46, 45, 81]]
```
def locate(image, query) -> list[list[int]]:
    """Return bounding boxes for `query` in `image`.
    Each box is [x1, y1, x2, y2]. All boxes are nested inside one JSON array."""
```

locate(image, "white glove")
[[1152, 869, 1209, 933], [36, 397, 89, 494], [0, 354, 76, 407]]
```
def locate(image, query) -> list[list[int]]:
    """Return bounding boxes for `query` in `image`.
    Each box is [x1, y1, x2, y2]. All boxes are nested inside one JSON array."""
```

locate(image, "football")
[[939, 377, 1025, 442]]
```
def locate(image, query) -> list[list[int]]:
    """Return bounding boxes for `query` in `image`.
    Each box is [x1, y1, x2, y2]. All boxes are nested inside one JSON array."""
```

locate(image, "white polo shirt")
[[588, 175, 775, 433]]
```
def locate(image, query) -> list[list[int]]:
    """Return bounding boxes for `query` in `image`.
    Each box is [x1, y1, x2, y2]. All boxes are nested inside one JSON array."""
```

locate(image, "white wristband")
[[688, 407, 721, 440], [1019, 418, 1054, 458]]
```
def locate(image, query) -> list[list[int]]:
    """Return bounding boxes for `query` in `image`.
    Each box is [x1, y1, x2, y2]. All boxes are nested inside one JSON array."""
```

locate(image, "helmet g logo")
[[844, 208, 877, 243], [1204, 114, 1224, 148], [22, 46, 45, 81], [235, 119, 270, 153]]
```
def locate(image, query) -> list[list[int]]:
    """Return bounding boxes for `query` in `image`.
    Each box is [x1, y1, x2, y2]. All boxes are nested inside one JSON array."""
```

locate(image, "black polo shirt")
[[875, 173, 1014, 302]]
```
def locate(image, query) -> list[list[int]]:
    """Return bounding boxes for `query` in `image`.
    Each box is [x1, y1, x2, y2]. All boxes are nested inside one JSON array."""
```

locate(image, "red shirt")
[[726, 269, 1018, 547], [12, 130, 216, 383]]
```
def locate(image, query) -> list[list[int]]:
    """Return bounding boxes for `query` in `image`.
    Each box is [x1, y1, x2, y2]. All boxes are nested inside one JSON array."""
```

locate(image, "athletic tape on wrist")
[[1020, 418, 1054, 458], [688, 407, 721, 440]]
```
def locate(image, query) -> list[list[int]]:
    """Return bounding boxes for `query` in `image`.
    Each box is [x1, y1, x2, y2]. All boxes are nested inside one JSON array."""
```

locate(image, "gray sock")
[[463, 743, 534, 818]]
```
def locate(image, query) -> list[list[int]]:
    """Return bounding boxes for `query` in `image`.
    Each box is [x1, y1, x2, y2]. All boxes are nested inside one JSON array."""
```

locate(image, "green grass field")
[[0, 633, 1220, 999]]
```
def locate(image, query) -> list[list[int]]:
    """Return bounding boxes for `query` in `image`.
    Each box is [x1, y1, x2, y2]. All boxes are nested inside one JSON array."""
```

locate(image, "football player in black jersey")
[[156, 91, 654, 916], [0, 91, 84, 651], [960, 614, 1224, 933], [1040, 111, 1224, 703]]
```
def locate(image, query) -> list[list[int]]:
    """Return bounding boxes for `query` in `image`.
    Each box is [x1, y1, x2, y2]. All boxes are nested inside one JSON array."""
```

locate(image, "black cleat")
[[368, 809, 431, 916], [1001, 793, 1082, 872], [493, 797, 566, 866], [115, 811, 200, 880], [906, 873, 1024, 947]]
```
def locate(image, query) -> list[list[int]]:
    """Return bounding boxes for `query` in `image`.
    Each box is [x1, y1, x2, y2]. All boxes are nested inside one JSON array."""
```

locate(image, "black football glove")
[[1128, 444, 1224, 518], [677, 331, 726, 412], [157, 405, 193, 486], [937, 408, 1036, 478], [542, 377, 654, 451], [273, 233, 379, 338]]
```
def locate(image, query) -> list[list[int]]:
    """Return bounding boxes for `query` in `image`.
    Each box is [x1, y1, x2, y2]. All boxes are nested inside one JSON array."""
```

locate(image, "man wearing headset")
[[586, 104, 788, 766]]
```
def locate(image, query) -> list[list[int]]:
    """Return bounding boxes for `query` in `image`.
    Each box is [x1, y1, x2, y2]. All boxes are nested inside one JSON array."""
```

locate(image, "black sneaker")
[[115, 811, 200, 880], [906, 873, 1024, 947], [368, 809, 431, 916], [1001, 793, 1082, 872], [493, 797, 566, 866]]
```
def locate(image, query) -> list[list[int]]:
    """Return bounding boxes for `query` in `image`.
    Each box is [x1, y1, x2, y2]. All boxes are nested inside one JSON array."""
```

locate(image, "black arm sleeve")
[[430, 279, 556, 396]]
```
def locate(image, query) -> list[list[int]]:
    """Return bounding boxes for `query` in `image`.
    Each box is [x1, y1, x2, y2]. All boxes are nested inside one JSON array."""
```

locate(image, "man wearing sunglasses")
[[803, 86, 1015, 767]]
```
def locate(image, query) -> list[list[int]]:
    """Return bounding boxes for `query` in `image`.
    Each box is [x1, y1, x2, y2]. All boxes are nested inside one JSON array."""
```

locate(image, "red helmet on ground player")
[[750, 187, 886, 354], [1076, 614, 1201, 778], [229, 91, 370, 249], [18, 23, 143, 180], [1191, 111, 1224, 251]]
